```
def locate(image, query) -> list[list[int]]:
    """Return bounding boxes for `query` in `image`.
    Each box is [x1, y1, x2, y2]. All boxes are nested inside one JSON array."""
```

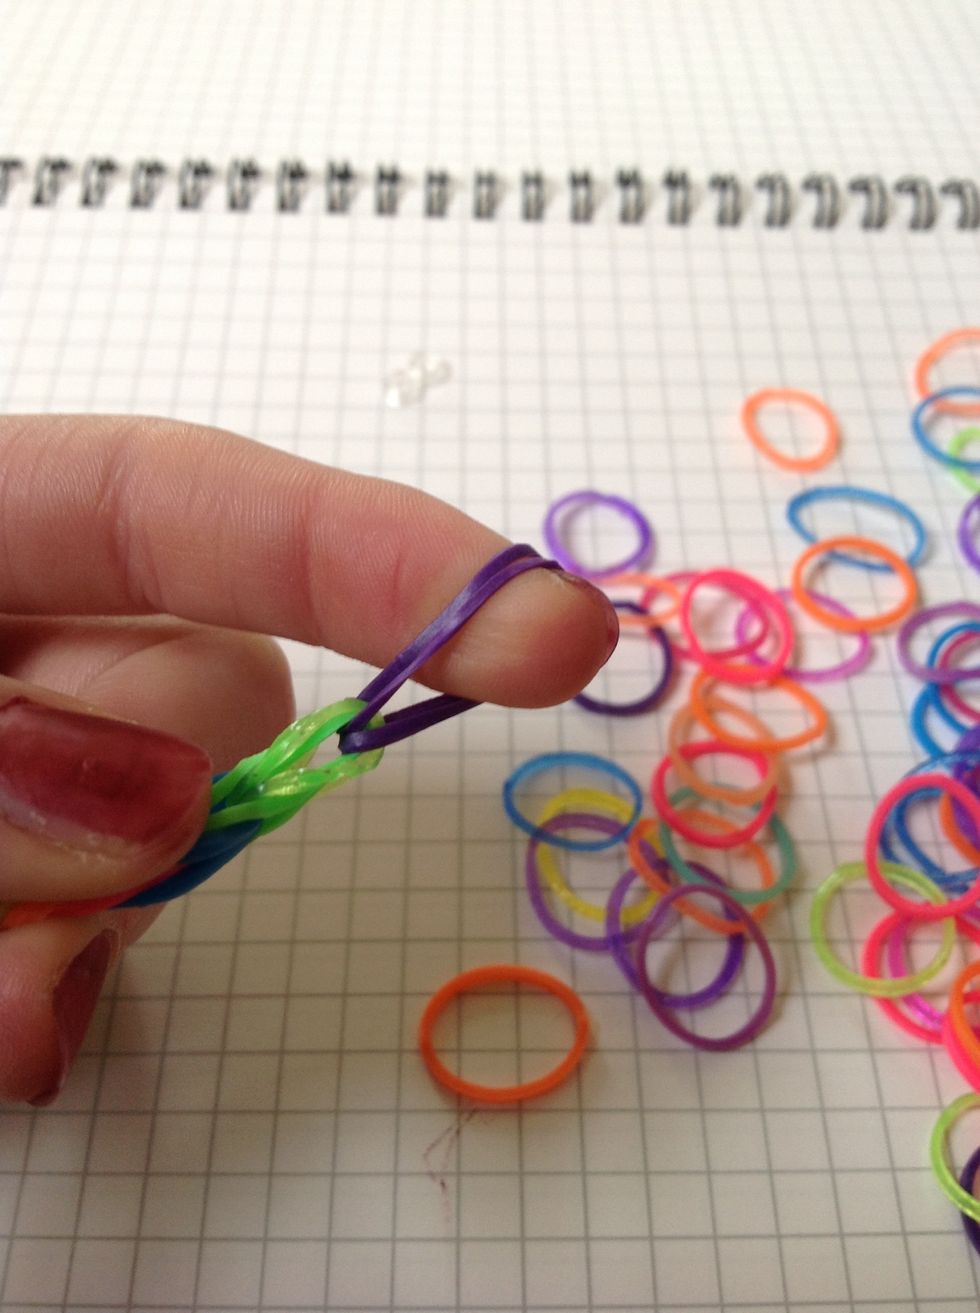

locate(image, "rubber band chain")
[[0, 544, 560, 930]]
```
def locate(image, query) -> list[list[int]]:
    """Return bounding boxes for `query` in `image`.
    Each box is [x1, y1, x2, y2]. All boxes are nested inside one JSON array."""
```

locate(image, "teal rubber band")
[[658, 784, 796, 905]]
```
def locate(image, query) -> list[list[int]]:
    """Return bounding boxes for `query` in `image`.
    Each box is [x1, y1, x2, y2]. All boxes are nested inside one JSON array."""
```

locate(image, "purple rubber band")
[[634, 882, 777, 1051], [733, 586, 872, 683], [959, 1144, 980, 1256], [952, 724, 980, 848], [340, 544, 559, 752], [605, 865, 746, 1010], [959, 493, 980, 573], [542, 490, 654, 581], [897, 602, 980, 686], [525, 811, 649, 953], [574, 601, 674, 716]]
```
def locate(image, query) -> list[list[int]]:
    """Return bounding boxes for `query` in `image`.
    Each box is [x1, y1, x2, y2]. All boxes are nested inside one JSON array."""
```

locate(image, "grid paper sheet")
[[2, 3, 980, 1311]]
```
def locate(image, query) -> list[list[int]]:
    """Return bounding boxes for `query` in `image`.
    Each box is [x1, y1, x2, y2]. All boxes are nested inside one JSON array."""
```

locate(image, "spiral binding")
[[1, 155, 977, 230]]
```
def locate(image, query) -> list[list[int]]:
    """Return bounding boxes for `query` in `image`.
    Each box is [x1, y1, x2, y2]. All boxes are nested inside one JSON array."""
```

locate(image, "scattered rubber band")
[[958, 1144, 980, 1256], [913, 329, 980, 418], [628, 817, 777, 935], [864, 771, 980, 920], [786, 485, 927, 572], [897, 602, 980, 685], [930, 1093, 980, 1224], [679, 568, 793, 684], [659, 789, 796, 907], [810, 860, 955, 996], [417, 964, 590, 1104], [740, 387, 840, 472], [790, 534, 918, 634], [651, 743, 777, 849], [948, 427, 980, 494], [959, 492, 980, 572], [502, 752, 642, 852], [667, 701, 781, 806], [688, 671, 829, 755], [574, 601, 673, 716], [733, 586, 872, 683], [634, 881, 778, 1051], [911, 387, 980, 471], [604, 572, 683, 627], [542, 489, 654, 580]]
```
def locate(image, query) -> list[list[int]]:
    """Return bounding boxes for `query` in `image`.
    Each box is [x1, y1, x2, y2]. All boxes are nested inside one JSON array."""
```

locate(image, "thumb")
[[0, 687, 212, 904]]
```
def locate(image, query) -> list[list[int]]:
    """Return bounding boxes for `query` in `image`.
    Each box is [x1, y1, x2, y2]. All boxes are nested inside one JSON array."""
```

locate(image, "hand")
[[0, 416, 617, 1105]]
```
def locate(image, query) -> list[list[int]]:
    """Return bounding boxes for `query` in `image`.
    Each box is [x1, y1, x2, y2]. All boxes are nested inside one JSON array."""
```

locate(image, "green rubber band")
[[658, 785, 796, 906], [949, 428, 980, 495], [810, 859, 955, 996], [205, 698, 384, 835], [930, 1093, 980, 1222]]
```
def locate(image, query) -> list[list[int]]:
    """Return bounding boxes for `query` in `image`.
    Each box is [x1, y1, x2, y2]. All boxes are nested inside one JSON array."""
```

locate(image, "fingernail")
[[0, 697, 212, 854], [30, 929, 117, 1106], [556, 570, 620, 661]]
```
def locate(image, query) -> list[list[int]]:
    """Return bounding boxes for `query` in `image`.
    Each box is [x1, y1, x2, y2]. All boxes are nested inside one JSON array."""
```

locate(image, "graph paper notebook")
[[2, 2, 980, 1310]]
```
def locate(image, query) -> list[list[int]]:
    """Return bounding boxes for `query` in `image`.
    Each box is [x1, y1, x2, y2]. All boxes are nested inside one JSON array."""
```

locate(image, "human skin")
[[0, 415, 618, 1106]]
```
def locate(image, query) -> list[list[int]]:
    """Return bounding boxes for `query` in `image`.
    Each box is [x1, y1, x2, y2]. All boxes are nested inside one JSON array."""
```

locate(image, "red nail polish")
[[30, 929, 117, 1107], [0, 697, 212, 853]]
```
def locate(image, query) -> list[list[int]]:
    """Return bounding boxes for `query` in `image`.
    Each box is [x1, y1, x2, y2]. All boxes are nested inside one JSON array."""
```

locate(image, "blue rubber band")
[[786, 484, 927, 573], [910, 686, 955, 758], [502, 752, 643, 851], [877, 749, 980, 893], [911, 388, 980, 473], [118, 817, 261, 908]]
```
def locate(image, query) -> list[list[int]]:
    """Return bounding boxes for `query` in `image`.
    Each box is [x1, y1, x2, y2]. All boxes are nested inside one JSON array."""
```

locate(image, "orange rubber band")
[[603, 572, 683, 627], [740, 388, 840, 472], [417, 964, 589, 1105], [790, 534, 918, 634], [939, 793, 980, 866], [688, 670, 829, 755], [628, 816, 775, 936], [914, 329, 980, 417], [667, 701, 782, 804], [949, 961, 980, 1072]]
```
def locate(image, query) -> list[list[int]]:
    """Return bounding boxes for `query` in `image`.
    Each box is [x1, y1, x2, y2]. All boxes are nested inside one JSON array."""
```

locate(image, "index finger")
[[0, 416, 618, 708]]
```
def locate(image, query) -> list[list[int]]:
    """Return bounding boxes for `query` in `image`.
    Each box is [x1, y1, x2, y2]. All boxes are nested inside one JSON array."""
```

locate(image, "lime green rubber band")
[[658, 785, 796, 906], [810, 859, 955, 996], [930, 1093, 980, 1222], [949, 427, 980, 494], [205, 697, 384, 835]]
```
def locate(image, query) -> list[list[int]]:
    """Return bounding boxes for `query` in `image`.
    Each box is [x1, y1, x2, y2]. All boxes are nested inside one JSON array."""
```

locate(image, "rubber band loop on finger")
[[417, 964, 590, 1104], [790, 534, 918, 633], [740, 388, 840, 472]]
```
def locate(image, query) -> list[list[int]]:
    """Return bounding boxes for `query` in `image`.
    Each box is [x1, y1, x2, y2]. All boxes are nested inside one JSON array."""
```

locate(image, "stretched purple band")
[[634, 882, 777, 1051], [339, 544, 559, 752], [542, 489, 654, 580], [897, 602, 980, 685], [605, 865, 746, 1010], [574, 601, 674, 716], [959, 493, 980, 573]]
